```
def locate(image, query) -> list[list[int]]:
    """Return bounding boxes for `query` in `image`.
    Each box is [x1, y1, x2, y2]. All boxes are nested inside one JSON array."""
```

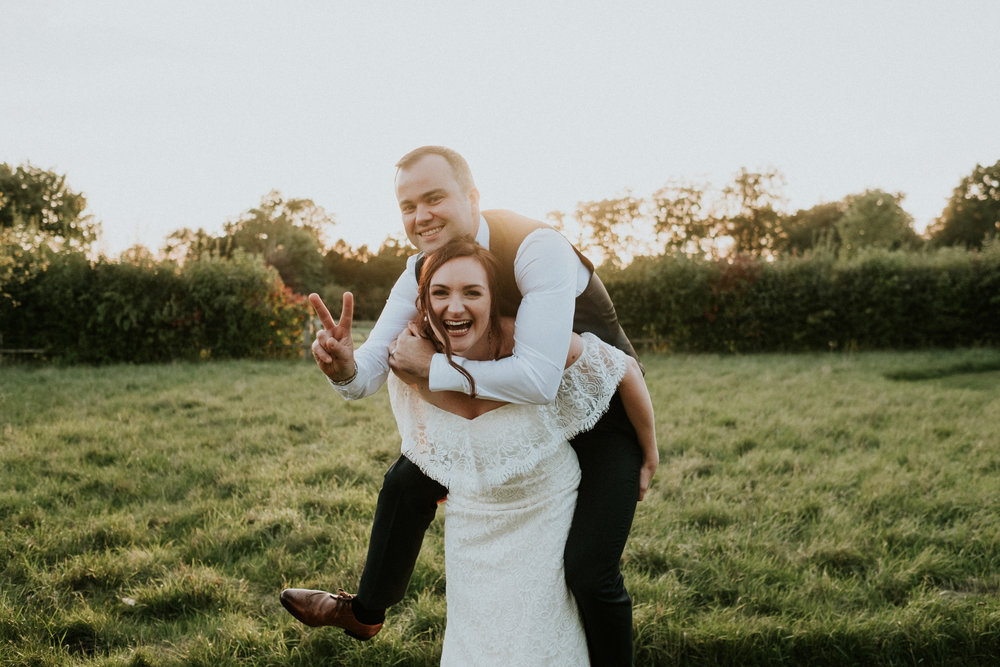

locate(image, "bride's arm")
[[565, 332, 658, 500], [563, 333, 584, 368], [618, 357, 658, 501]]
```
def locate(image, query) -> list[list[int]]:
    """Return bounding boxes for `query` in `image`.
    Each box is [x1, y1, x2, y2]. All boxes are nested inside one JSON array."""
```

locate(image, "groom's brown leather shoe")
[[279, 588, 383, 640]]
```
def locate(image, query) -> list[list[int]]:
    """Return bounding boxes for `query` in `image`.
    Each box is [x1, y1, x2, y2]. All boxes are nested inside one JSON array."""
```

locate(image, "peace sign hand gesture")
[[309, 292, 357, 383]]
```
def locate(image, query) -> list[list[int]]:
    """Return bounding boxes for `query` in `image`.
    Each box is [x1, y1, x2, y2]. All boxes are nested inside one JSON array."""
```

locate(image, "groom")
[[281, 146, 650, 665]]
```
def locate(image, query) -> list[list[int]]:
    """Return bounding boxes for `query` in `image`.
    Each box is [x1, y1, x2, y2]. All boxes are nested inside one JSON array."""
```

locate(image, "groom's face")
[[396, 154, 480, 254]]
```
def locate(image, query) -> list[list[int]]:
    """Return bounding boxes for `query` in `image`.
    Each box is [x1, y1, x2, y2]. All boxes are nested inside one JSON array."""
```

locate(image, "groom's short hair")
[[395, 146, 476, 194]]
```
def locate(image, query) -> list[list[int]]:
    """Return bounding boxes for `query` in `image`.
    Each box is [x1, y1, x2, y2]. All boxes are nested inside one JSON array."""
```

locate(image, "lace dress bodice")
[[389, 332, 627, 495]]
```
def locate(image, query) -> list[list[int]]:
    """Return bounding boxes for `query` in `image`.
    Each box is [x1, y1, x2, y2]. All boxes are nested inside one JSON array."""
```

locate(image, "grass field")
[[2, 348, 999, 665]]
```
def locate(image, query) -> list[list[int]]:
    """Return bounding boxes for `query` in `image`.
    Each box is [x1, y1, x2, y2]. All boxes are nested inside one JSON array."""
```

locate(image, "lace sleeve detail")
[[545, 332, 628, 440]]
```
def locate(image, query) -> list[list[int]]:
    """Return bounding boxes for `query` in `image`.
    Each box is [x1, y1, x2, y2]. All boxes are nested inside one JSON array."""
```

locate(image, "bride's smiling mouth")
[[443, 319, 472, 335]]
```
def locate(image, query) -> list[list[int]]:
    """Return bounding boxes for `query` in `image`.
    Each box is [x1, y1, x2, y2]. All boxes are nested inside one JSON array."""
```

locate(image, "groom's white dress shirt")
[[329, 215, 591, 404]]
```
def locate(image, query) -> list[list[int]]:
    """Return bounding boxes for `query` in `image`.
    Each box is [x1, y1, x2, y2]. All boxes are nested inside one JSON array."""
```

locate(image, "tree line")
[[4, 158, 999, 284], [153, 190, 412, 320], [2, 159, 998, 360], [546, 162, 1000, 268]]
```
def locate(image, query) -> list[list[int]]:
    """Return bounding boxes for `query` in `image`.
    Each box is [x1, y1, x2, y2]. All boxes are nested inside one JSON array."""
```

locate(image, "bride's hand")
[[638, 451, 658, 501]]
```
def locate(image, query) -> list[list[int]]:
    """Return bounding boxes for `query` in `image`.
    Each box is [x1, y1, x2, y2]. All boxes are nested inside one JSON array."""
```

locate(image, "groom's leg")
[[566, 391, 642, 666], [354, 454, 447, 621]]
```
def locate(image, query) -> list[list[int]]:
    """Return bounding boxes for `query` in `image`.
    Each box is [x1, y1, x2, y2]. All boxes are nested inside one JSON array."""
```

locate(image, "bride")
[[389, 236, 657, 665]]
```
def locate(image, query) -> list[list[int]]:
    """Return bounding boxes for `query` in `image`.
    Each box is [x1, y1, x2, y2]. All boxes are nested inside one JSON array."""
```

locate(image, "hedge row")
[[606, 247, 1000, 353], [1, 250, 306, 363], [4, 246, 998, 363]]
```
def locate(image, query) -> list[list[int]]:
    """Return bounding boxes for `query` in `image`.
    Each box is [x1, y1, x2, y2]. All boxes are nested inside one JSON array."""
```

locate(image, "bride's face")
[[427, 256, 493, 358]]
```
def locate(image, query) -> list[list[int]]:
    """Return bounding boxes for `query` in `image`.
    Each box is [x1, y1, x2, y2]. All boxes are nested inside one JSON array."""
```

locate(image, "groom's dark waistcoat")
[[417, 208, 639, 362]]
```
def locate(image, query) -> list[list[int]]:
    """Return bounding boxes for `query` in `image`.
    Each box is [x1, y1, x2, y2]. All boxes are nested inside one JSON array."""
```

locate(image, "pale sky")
[[4, 0, 999, 257]]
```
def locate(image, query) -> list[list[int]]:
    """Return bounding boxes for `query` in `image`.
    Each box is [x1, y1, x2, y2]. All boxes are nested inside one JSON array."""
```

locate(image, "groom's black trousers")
[[356, 390, 641, 666]]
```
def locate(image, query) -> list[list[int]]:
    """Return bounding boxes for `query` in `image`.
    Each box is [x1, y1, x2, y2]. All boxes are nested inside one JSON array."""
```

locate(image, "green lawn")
[[2, 349, 999, 665]]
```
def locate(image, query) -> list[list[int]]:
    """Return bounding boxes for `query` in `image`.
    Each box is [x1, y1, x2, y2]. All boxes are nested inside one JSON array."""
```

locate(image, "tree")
[[651, 179, 712, 256], [570, 192, 643, 268], [927, 160, 1000, 249], [783, 201, 845, 255], [161, 227, 228, 264], [321, 236, 410, 320], [0, 163, 99, 250], [836, 189, 918, 256], [651, 168, 786, 258], [164, 190, 335, 294], [223, 191, 333, 294], [118, 244, 158, 267], [722, 168, 786, 256]]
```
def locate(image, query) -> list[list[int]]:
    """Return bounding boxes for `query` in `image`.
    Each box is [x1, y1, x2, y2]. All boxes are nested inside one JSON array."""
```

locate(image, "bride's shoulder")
[[563, 332, 585, 369]]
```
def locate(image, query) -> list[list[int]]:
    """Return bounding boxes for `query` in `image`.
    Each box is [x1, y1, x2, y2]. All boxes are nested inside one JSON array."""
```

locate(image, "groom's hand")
[[389, 326, 434, 384], [309, 292, 357, 382]]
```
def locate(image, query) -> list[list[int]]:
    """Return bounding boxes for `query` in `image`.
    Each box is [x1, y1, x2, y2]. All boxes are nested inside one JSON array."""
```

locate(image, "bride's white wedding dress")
[[388, 333, 627, 666]]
